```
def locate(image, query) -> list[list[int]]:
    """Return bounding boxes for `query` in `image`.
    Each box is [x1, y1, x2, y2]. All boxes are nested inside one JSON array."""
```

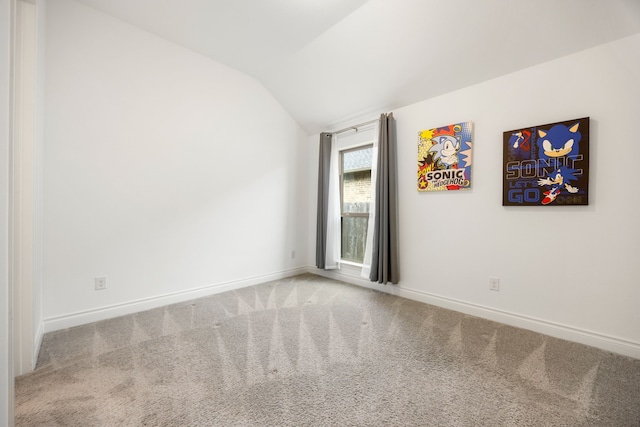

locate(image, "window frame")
[[339, 143, 373, 264]]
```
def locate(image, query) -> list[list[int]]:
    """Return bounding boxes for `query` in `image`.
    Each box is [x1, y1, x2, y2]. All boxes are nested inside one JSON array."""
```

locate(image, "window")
[[340, 145, 373, 263]]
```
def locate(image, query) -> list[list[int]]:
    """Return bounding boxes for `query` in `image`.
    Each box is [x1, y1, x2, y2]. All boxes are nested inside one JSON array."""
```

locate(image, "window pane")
[[342, 170, 371, 213], [342, 147, 372, 172], [341, 216, 369, 263]]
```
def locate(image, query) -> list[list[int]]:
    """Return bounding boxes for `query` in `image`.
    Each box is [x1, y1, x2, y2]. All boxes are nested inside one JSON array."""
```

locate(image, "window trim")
[[339, 143, 373, 263], [339, 143, 373, 218]]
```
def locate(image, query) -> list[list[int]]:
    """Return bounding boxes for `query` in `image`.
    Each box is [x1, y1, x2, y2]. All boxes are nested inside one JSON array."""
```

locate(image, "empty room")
[[1, 0, 639, 425]]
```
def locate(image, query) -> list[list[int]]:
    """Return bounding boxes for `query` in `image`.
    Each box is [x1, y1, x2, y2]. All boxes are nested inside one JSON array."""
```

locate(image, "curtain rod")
[[331, 118, 379, 136]]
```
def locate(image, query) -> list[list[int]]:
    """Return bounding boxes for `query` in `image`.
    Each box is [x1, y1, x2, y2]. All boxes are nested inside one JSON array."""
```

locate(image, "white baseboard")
[[42, 265, 640, 359], [307, 266, 640, 360], [43, 267, 308, 333]]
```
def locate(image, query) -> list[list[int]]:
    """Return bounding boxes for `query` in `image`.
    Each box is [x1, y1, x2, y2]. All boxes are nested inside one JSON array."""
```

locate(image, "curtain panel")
[[370, 113, 399, 284], [315, 133, 332, 269], [360, 125, 379, 279], [324, 134, 341, 269]]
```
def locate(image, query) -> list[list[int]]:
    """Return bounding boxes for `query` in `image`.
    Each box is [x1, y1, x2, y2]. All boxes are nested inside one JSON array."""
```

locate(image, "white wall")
[[32, 0, 45, 364], [1, 0, 14, 422], [14, 0, 45, 374], [13, 0, 41, 376], [43, 0, 308, 329], [309, 34, 640, 358]]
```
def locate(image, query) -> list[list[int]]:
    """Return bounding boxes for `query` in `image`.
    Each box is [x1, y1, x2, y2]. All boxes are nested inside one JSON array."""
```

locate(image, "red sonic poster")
[[503, 117, 589, 206], [417, 121, 473, 192]]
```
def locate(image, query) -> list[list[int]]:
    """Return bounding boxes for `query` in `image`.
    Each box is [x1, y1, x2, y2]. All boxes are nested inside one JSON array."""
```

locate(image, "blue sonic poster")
[[503, 117, 589, 206], [418, 121, 472, 192]]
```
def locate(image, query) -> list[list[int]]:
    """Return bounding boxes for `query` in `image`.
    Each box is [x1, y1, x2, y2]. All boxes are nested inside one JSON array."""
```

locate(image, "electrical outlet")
[[291, 250, 296, 259], [95, 276, 107, 290], [489, 277, 500, 291]]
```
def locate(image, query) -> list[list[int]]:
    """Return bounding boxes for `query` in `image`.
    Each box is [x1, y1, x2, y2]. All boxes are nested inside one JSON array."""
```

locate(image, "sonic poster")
[[503, 117, 589, 206], [418, 121, 473, 192]]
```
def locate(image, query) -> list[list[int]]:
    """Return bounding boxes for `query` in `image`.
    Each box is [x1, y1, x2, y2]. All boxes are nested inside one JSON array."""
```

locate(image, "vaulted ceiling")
[[72, 0, 640, 134]]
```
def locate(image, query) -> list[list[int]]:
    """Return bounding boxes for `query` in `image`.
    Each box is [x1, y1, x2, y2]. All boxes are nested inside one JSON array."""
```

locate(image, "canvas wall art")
[[503, 117, 589, 206], [417, 121, 473, 192]]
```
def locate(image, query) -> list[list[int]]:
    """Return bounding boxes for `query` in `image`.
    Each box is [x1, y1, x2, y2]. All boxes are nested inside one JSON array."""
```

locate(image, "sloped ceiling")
[[72, 0, 640, 134]]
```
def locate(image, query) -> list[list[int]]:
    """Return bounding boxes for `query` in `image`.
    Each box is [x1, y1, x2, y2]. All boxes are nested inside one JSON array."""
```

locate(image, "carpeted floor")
[[15, 274, 640, 426]]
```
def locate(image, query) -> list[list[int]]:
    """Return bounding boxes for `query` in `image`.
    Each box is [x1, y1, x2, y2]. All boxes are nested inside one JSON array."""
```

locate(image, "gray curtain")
[[315, 133, 332, 269], [370, 113, 399, 284]]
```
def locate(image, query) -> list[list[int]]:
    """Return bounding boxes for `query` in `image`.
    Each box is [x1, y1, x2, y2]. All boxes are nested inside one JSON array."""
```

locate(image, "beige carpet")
[[15, 274, 640, 426]]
